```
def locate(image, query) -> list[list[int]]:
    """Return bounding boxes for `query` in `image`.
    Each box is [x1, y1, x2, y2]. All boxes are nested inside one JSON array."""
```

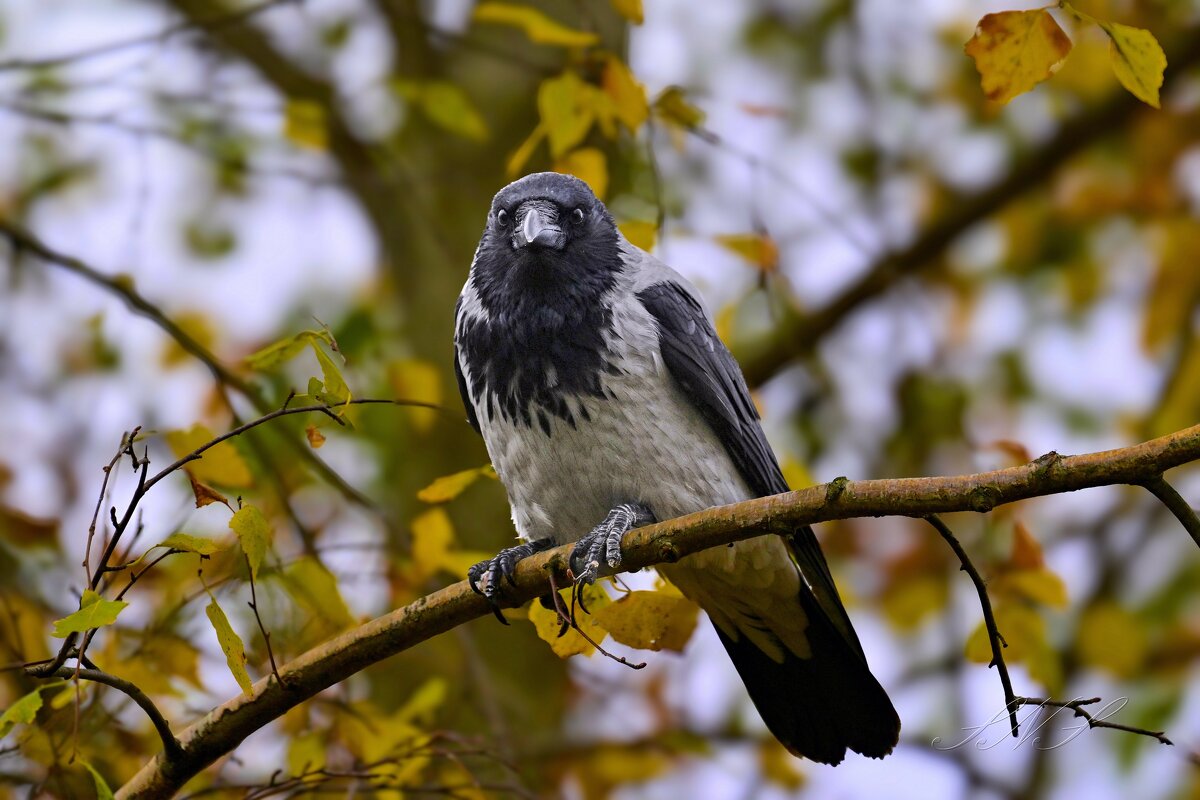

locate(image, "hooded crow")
[[455, 172, 900, 764]]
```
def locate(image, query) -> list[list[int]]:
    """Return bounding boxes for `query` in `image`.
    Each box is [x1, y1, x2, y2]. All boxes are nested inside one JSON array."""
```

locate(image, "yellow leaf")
[[288, 731, 326, 775], [156, 532, 224, 556], [205, 597, 253, 695], [881, 574, 949, 630], [760, 740, 806, 789], [964, 10, 1073, 104], [554, 148, 608, 199], [652, 85, 705, 129], [160, 311, 216, 368], [602, 55, 648, 131], [165, 424, 253, 488], [282, 556, 355, 629], [528, 585, 611, 658], [780, 459, 813, 491], [1098, 18, 1166, 108], [0, 688, 45, 738], [1077, 602, 1147, 678], [412, 508, 454, 579], [388, 359, 442, 433], [592, 589, 700, 651], [1005, 568, 1069, 609], [229, 505, 272, 581], [716, 232, 779, 272], [965, 603, 1045, 663], [394, 79, 488, 141], [617, 220, 657, 251], [473, 2, 598, 48], [610, 0, 642, 24], [51, 590, 128, 638], [395, 677, 447, 725], [506, 122, 546, 178], [539, 71, 597, 158], [417, 465, 491, 503], [283, 99, 328, 150], [305, 425, 326, 449]]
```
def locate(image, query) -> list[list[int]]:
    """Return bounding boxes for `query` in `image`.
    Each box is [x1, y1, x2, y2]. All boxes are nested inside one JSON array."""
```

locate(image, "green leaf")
[[312, 345, 350, 405], [155, 532, 224, 556], [0, 688, 44, 738], [473, 2, 598, 48], [964, 10, 1073, 104], [283, 99, 327, 150], [229, 505, 272, 581], [538, 71, 597, 158], [282, 556, 354, 629], [244, 330, 329, 371], [205, 597, 253, 695], [51, 589, 129, 638], [83, 761, 115, 800], [1099, 19, 1166, 108], [395, 80, 488, 141]]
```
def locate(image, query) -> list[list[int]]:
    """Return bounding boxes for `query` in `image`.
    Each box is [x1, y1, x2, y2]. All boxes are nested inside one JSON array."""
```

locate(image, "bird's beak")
[[514, 204, 566, 250]]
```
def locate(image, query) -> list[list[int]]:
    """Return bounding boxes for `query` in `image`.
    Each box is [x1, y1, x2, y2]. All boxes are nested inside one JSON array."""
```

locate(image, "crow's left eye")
[[496, 208, 509, 227], [572, 208, 585, 224]]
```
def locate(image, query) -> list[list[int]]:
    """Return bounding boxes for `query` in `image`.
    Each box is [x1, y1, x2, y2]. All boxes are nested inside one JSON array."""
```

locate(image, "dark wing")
[[453, 296, 481, 435], [637, 281, 787, 498], [638, 280, 866, 658]]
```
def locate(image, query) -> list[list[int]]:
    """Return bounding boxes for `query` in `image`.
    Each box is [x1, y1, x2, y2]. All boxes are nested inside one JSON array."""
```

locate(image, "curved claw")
[[466, 539, 556, 623], [569, 503, 655, 585]]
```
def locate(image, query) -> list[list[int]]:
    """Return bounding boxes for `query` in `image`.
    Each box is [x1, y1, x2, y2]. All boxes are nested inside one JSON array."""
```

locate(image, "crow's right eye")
[[496, 208, 509, 227]]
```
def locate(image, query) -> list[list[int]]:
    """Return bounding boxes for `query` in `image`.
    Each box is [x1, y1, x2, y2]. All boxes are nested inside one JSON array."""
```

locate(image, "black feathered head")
[[470, 172, 622, 314]]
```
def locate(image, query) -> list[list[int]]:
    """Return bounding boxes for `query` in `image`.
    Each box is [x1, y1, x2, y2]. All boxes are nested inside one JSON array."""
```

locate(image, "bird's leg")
[[569, 503, 656, 586], [468, 538, 556, 624]]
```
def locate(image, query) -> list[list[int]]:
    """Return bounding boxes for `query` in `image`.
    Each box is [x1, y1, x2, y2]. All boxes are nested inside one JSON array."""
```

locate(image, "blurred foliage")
[[0, 0, 1199, 798]]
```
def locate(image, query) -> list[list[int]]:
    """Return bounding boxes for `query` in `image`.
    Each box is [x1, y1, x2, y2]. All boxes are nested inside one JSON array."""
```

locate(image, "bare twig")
[[547, 570, 645, 671], [244, 554, 285, 687], [1139, 476, 1200, 550], [1014, 696, 1173, 746], [925, 515, 1018, 738], [41, 666, 182, 758]]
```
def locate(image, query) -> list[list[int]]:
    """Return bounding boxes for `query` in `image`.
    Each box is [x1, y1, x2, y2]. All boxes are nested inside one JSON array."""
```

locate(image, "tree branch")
[[737, 25, 1200, 386], [1139, 476, 1200, 549], [1013, 696, 1173, 746], [116, 424, 1200, 798], [43, 666, 182, 759]]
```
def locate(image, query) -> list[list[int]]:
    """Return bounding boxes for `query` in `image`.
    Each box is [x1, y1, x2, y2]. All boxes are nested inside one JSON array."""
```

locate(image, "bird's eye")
[[572, 208, 585, 224], [496, 208, 509, 227]]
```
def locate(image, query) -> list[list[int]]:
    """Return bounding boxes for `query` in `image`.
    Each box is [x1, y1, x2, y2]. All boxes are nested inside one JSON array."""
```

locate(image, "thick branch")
[[737, 25, 1200, 386], [117, 424, 1200, 798]]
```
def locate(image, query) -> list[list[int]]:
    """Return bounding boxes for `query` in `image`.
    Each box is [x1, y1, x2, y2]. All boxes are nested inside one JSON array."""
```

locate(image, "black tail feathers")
[[712, 586, 900, 765]]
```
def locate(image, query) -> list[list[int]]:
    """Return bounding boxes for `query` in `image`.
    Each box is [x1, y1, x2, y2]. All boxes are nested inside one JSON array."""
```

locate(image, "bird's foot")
[[569, 503, 655, 586], [468, 539, 555, 624]]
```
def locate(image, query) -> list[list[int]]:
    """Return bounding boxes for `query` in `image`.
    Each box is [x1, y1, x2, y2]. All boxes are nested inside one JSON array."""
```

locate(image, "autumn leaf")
[[411, 508, 454, 579], [283, 99, 327, 150], [155, 532, 224, 556], [591, 589, 700, 652], [965, 10, 1072, 104], [473, 3, 598, 48], [305, 425, 326, 449], [205, 596, 253, 695], [229, 504, 272, 581], [388, 359, 441, 433], [165, 424, 253, 488], [51, 589, 129, 638], [282, 556, 355, 629], [716, 232, 779, 272], [185, 469, 230, 509], [610, 0, 642, 25], [554, 147, 608, 199], [538, 71, 597, 158], [1009, 521, 1044, 570], [601, 55, 648, 132], [617, 220, 656, 251], [393, 79, 489, 141], [528, 585, 611, 657], [83, 761, 115, 800], [312, 345, 350, 406], [965, 603, 1045, 663], [160, 311, 216, 368], [417, 465, 494, 503], [506, 122, 546, 177], [1077, 602, 1147, 678], [1100, 21, 1166, 108], [652, 86, 705, 129], [244, 329, 330, 371]]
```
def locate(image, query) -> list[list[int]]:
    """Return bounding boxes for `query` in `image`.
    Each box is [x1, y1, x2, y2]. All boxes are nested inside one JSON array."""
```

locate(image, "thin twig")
[[244, 554, 285, 687], [40, 666, 182, 758], [547, 571, 645, 671], [1014, 696, 1173, 746], [925, 515, 1019, 738], [1139, 476, 1200, 549]]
